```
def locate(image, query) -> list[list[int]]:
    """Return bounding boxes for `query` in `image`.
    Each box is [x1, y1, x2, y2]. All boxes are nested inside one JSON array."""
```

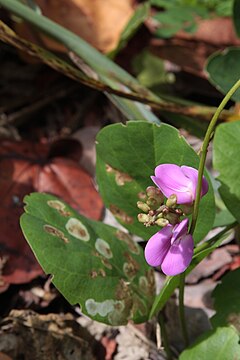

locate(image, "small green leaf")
[[96, 121, 215, 243], [216, 1, 233, 17], [213, 121, 240, 221], [206, 48, 240, 102], [20, 193, 155, 325], [211, 269, 240, 331], [153, 4, 206, 38], [132, 50, 169, 88], [179, 327, 240, 360]]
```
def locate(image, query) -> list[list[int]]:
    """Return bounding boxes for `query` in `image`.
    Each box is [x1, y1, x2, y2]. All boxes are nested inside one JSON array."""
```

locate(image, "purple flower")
[[151, 164, 208, 204], [144, 219, 194, 276]]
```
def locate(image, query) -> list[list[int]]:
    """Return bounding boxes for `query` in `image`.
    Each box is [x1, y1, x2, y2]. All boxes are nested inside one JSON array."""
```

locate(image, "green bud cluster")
[[137, 186, 191, 228]]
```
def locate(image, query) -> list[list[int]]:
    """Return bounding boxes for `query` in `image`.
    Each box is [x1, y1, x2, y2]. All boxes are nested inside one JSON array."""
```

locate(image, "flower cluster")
[[137, 164, 208, 276]]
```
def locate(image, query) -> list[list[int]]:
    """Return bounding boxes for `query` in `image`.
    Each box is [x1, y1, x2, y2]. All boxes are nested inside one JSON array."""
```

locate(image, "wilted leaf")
[[0, 139, 103, 289], [20, 193, 155, 325]]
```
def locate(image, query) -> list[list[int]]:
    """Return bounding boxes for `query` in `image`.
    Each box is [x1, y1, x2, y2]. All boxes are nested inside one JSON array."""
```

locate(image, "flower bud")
[[166, 194, 177, 208], [164, 212, 179, 226], [155, 218, 169, 227], [146, 197, 158, 209], [138, 213, 149, 223], [146, 186, 157, 197], [146, 186, 164, 204], [137, 201, 150, 213], [138, 191, 147, 200]]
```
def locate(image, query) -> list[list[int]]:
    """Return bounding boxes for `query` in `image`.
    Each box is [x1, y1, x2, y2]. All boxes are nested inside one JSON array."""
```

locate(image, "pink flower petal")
[[161, 234, 194, 276], [171, 218, 189, 244], [181, 166, 209, 198], [144, 225, 173, 267], [151, 164, 193, 204]]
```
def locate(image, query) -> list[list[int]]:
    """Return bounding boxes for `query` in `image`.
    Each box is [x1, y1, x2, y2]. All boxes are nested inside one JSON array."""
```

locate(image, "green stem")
[[190, 78, 240, 235], [179, 272, 189, 347], [158, 311, 173, 360]]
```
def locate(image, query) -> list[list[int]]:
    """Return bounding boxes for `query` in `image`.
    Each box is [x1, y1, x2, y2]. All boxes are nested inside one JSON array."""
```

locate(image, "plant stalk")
[[178, 272, 189, 347], [158, 311, 173, 360]]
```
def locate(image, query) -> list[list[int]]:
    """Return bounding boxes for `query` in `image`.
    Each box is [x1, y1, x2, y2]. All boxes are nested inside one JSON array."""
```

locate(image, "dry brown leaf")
[[16, 0, 136, 53], [0, 139, 103, 289]]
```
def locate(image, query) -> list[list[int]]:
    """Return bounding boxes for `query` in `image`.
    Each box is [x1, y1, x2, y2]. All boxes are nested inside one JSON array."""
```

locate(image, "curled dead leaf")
[[0, 139, 103, 288]]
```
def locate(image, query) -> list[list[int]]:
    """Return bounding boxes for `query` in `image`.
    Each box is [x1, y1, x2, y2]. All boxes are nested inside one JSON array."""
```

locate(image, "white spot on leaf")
[[47, 200, 71, 217], [85, 299, 114, 317], [47, 200, 65, 211], [95, 238, 113, 259], [65, 218, 90, 241]]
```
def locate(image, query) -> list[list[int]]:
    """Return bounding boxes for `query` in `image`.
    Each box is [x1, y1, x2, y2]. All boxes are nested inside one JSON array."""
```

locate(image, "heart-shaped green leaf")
[[206, 48, 240, 102], [20, 193, 155, 325], [96, 121, 215, 243]]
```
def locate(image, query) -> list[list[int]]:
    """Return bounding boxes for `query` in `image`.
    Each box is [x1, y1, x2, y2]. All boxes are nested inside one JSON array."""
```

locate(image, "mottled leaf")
[[20, 193, 155, 325]]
